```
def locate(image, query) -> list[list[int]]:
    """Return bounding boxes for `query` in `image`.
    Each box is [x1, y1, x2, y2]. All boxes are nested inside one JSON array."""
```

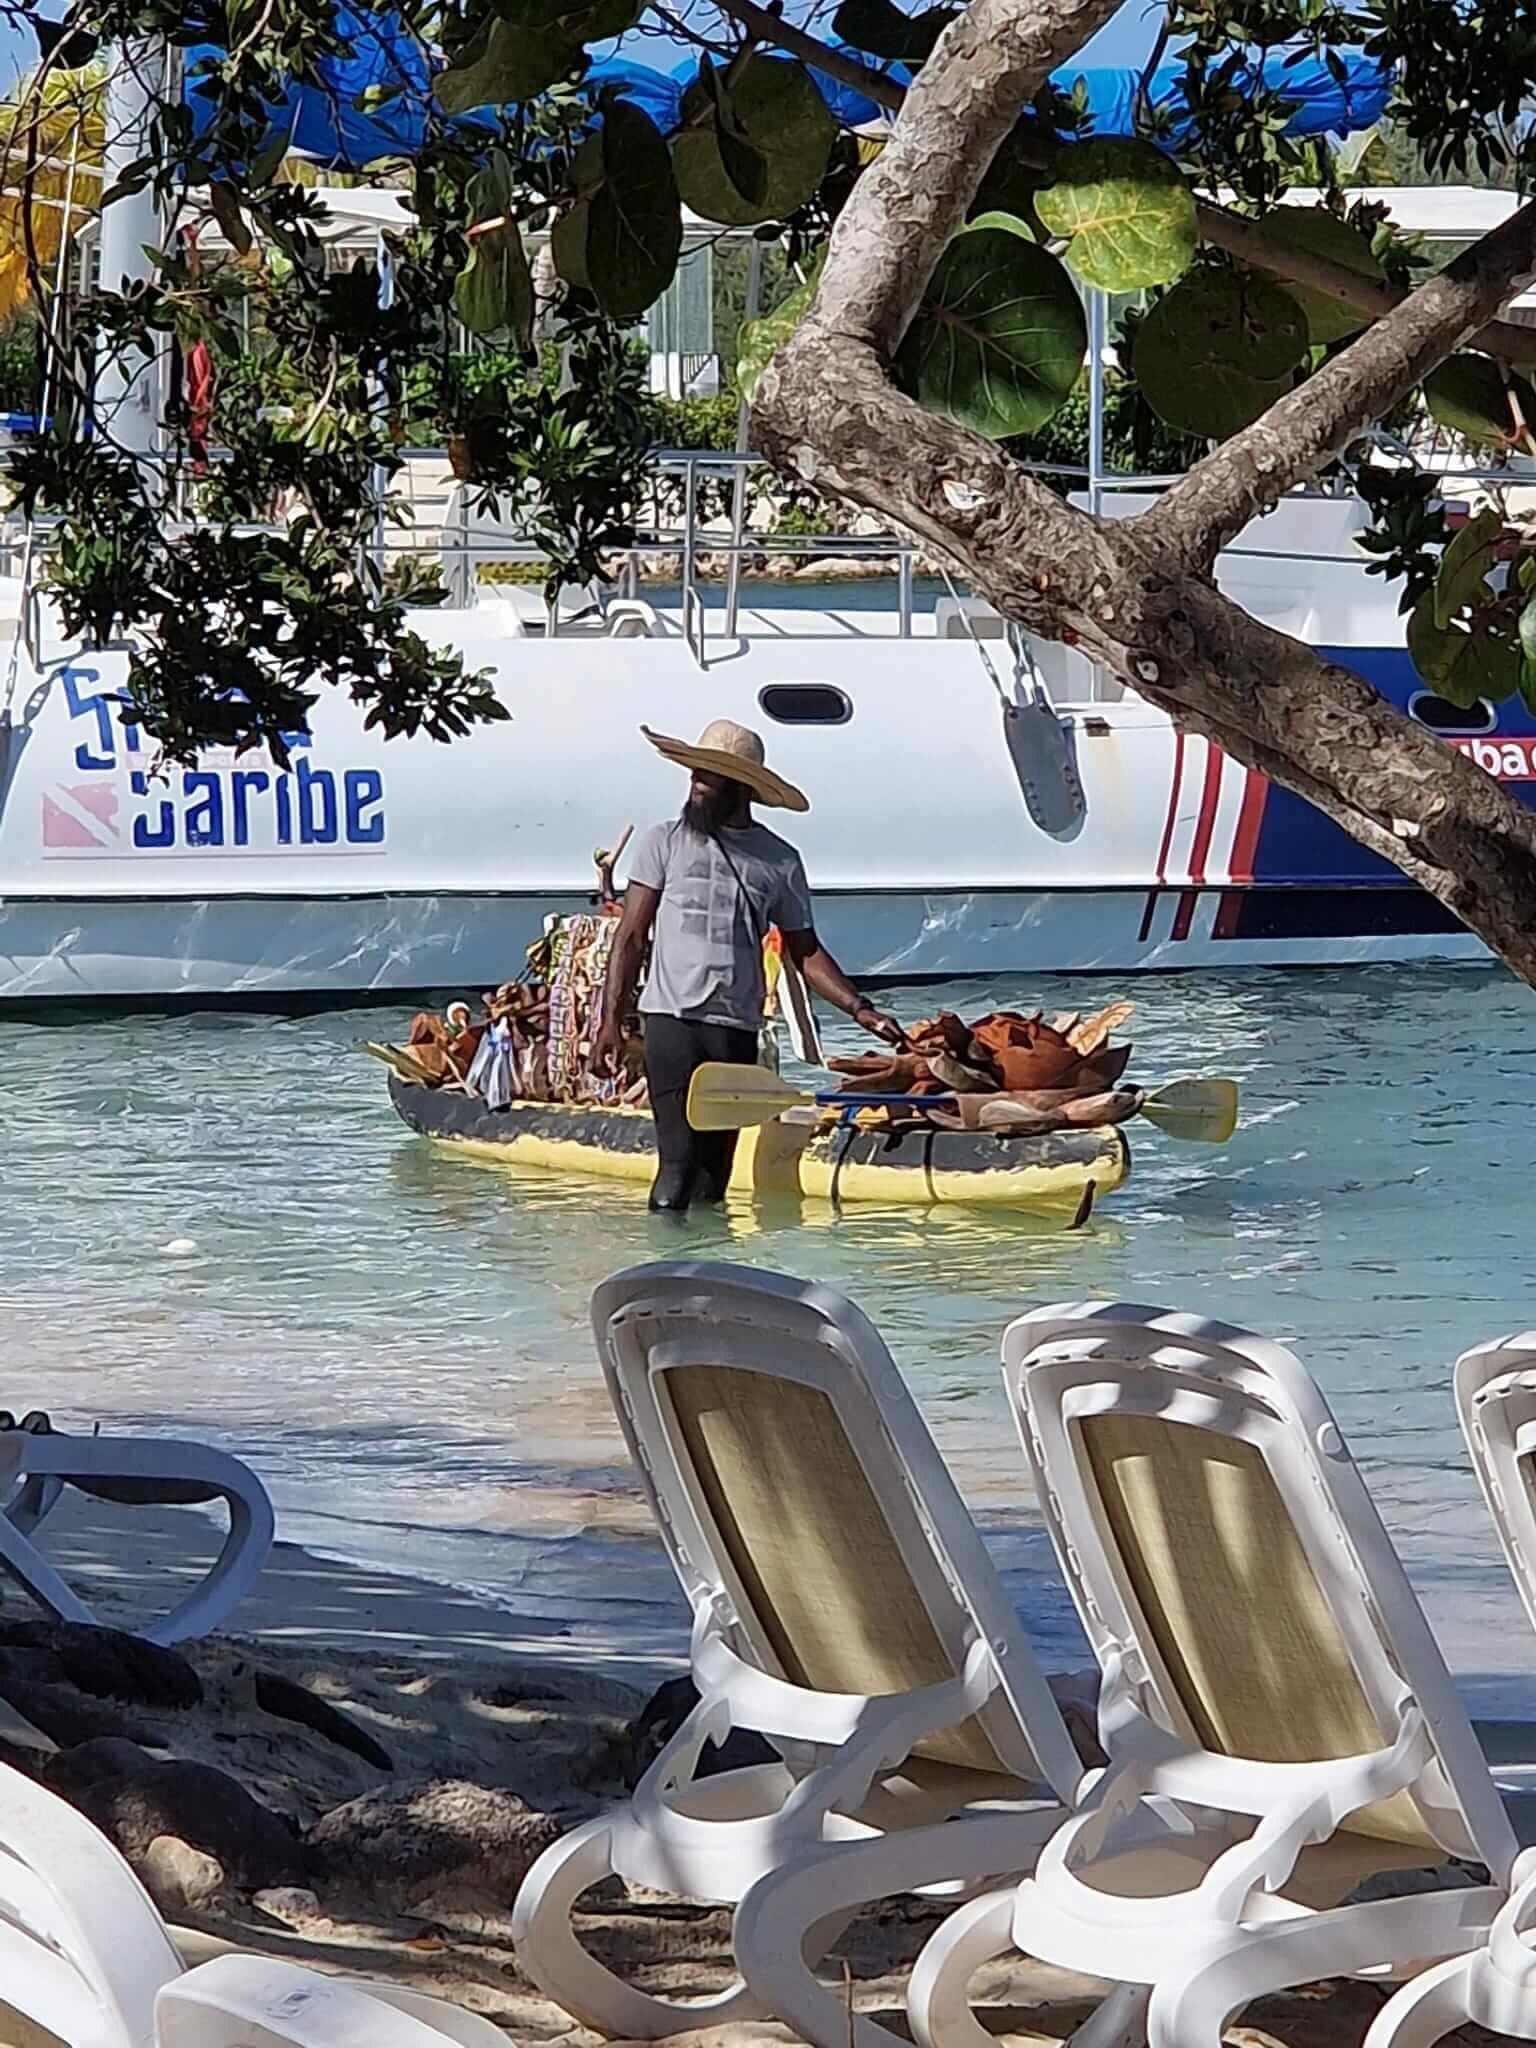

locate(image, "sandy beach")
[[0, 1493, 1512, 2048]]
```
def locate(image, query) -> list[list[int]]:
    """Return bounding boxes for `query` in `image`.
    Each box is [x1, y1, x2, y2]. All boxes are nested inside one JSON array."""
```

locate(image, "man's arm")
[[591, 883, 659, 1074], [782, 927, 906, 1046]]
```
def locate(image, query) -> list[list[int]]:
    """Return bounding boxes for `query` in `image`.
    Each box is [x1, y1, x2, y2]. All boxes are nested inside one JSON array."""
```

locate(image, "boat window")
[[758, 685, 853, 726], [1409, 691, 1496, 735]]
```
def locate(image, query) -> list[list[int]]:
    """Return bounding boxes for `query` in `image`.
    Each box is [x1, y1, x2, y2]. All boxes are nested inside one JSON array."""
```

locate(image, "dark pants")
[[643, 1014, 758, 1212]]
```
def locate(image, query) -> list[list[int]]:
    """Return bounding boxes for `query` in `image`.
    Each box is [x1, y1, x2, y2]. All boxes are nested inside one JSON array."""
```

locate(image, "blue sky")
[[2, 0, 1164, 89]]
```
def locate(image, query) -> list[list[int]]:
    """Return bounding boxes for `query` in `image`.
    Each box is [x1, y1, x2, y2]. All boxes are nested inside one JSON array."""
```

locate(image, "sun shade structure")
[[176, 8, 1391, 169]]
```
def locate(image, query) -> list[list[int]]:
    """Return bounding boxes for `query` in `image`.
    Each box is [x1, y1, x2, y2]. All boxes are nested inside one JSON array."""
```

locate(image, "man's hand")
[[589, 1017, 627, 1078], [855, 1004, 907, 1048]]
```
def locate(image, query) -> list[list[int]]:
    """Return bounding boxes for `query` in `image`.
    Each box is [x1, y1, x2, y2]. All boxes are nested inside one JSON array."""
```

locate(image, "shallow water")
[[5, 963, 1536, 1707]]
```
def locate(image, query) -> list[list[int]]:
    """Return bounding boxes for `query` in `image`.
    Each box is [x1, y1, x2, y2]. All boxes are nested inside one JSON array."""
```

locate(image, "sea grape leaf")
[[435, 18, 575, 112], [1424, 353, 1522, 448], [1034, 138, 1196, 293], [1408, 589, 1521, 706], [454, 154, 533, 346], [1132, 268, 1307, 439], [552, 101, 681, 317], [895, 225, 1086, 440], [832, 0, 957, 62], [1432, 507, 1502, 631], [696, 54, 768, 210], [673, 56, 835, 227], [1259, 206, 1385, 344]]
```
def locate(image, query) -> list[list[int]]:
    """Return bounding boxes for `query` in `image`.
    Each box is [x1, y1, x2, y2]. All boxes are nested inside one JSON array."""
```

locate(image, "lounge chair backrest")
[[593, 1261, 1082, 1799], [1455, 1332, 1536, 1642], [0, 1757, 182, 2048], [1003, 1301, 1517, 1878]]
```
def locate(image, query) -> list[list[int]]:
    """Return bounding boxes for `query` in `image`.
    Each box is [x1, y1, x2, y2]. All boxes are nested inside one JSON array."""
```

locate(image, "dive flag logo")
[[41, 782, 120, 850]]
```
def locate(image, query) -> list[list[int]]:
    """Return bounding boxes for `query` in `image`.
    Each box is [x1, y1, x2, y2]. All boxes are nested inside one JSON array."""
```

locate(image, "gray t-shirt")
[[629, 818, 815, 1029]]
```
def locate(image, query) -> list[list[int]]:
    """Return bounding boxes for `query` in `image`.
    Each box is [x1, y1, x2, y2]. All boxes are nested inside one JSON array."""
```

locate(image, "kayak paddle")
[[686, 1064, 1239, 1144]]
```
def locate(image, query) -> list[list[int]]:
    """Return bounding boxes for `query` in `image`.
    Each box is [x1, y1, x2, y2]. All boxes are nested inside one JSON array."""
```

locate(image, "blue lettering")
[[297, 758, 337, 845], [130, 771, 174, 848], [231, 769, 270, 847], [275, 774, 293, 846], [344, 768, 385, 845], [183, 771, 224, 848], [62, 668, 116, 773]]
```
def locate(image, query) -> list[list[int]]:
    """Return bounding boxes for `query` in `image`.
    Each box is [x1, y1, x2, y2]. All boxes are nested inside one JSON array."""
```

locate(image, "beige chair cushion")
[[667, 1362, 1007, 1774], [1080, 1412, 1438, 1854]]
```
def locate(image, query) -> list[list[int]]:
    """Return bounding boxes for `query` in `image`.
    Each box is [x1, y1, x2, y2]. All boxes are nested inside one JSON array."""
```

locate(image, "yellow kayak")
[[387, 1076, 1130, 1211]]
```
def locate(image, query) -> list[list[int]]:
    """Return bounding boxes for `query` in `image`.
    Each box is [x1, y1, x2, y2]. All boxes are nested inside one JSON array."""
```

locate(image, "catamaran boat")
[[1, 172, 1530, 1004]]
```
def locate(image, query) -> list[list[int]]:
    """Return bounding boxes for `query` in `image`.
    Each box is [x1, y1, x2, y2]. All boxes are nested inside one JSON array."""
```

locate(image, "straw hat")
[[643, 719, 809, 813]]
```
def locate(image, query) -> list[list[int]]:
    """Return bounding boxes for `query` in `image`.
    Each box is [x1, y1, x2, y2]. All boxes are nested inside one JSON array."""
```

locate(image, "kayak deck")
[[387, 1077, 1130, 1210]]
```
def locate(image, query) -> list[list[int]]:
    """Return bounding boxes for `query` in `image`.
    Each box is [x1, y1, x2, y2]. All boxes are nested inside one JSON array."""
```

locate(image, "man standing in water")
[[590, 720, 905, 1212]]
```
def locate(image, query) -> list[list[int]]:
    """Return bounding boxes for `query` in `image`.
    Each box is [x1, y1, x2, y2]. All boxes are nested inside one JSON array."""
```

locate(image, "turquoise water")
[[4, 963, 1536, 1706]]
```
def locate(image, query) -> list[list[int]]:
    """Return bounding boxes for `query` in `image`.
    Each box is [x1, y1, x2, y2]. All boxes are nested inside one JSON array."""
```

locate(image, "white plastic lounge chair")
[[0, 1755, 505, 2048], [1357, 1331, 1536, 2046], [908, 1301, 1529, 2048], [0, 1418, 274, 1644], [512, 1260, 1092, 2047]]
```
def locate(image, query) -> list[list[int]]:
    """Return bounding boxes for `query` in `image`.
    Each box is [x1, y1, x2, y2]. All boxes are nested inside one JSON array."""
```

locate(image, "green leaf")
[[966, 210, 1035, 239], [895, 225, 1086, 440], [1034, 138, 1196, 293], [1261, 207, 1385, 344], [697, 53, 768, 210], [1132, 268, 1307, 439], [1433, 506, 1502, 631], [455, 155, 533, 346], [434, 18, 576, 114], [736, 269, 820, 401], [1520, 595, 1536, 669], [1408, 589, 1521, 706], [972, 120, 1054, 228], [673, 56, 836, 227], [553, 101, 681, 318], [208, 181, 251, 256], [1423, 354, 1521, 448], [832, 0, 957, 61]]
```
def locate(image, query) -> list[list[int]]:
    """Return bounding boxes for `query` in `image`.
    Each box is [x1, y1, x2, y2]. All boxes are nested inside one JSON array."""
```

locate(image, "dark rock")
[[0, 1679, 157, 1751], [306, 1780, 559, 1913], [254, 1670, 392, 1772], [0, 1621, 201, 1710], [46, 1743, 304, 1890], [0, 1733, 42, 1777], [623, 1675, 774, 1791]]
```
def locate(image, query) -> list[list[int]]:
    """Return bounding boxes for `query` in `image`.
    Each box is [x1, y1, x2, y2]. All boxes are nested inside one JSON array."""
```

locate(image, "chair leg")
[[0, 1508, 96, 1627], [737, 1806, 1063, 2048], [907, 1888, 1016, 2048], [139, 1466, 275, 1646], [511, 1815, 763, 2039], [1361, 1956, 1485, 2048], [1065, 1982, 1151, 2048], [1147, 1890, 1500, 2048]]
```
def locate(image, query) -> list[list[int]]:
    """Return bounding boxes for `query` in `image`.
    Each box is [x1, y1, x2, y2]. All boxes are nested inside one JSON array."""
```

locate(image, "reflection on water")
[[4, 963, 1536, 1703]]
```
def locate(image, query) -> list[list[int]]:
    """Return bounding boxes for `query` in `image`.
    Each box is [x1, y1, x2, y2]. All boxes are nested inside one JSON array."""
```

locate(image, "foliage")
[[0, 313, 39, 413], [13, 0, 1536, 753]]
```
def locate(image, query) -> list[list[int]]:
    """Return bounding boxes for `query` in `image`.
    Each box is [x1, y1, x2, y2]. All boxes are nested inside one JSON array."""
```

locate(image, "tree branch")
[[811, 0, 1124, 352], [709, 0, 1536, 371], [1151, 195, 1536, 566]]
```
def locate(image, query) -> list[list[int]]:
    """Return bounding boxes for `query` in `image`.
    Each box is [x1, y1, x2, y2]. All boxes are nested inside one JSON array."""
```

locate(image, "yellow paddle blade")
[[1139, 1078, 1239, 1144], [358, 1040, 440, 1086], [687, 1062, 814, 1131]]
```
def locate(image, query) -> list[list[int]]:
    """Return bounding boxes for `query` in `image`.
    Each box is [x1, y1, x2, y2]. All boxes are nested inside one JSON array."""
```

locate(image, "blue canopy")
[[184, 12, 1390, 169]]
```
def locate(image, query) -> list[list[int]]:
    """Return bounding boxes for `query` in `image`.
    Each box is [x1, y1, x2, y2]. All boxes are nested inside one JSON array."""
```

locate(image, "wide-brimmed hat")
[[643, 719, 809, 813]]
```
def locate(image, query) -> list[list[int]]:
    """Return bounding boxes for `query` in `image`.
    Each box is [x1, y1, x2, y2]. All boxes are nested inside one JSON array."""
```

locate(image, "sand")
[[0, 1497, 1498, 2048]]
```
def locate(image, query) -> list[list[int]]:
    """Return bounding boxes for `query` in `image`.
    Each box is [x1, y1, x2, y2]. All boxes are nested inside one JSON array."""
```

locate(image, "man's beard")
[[683, 780, 743, 835]]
